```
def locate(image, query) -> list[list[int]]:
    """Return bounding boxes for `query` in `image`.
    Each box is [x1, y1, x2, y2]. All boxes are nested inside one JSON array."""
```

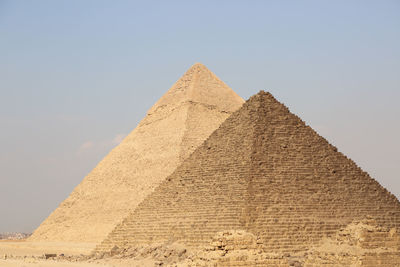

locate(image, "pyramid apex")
[[148, 64, 244, 115], [255, 90, 274, 98], [187, 62, 209, 72], [192, 62, 205, 67], [243, 90, 291, 115], [247, 90, 278, 104], [256, 90, 271, 96]]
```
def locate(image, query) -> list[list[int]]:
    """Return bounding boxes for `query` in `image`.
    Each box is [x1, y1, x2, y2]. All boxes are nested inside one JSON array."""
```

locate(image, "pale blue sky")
[[0, 0, 399, 232]]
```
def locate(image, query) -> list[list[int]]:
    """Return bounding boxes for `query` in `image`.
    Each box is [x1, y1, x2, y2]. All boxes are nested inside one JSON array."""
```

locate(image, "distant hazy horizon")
[[0, 0, 399, 233]]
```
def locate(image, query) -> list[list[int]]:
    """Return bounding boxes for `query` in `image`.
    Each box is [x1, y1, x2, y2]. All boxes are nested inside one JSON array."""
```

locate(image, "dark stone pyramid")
[[96, 91, 400, 254]]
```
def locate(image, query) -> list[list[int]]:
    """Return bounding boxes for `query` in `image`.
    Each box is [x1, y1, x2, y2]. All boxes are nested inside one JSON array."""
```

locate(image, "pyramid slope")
[[97, 91, 400, 253], [148, 63, 243, 115], [29, 64, 244, 244]]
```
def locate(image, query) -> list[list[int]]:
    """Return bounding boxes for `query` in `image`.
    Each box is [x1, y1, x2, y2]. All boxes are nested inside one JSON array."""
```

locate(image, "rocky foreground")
[[1, 219, 399, 266]]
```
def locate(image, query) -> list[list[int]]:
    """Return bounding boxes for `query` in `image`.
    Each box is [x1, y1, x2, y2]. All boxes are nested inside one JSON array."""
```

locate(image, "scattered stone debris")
[[87, 242, 191, 266]]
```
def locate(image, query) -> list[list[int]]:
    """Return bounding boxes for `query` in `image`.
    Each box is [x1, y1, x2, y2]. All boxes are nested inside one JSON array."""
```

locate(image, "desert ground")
[[0, 258, 157, 267], [0, 240, 158, 266]]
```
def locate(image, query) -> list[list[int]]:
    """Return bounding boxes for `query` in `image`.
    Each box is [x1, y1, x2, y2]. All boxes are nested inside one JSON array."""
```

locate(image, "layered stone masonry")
[[29, 63, 244, 244], [96, 91, 400, 260]]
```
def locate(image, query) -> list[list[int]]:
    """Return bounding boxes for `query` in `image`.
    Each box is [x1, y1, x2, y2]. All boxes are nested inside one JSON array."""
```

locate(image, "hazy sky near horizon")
[[0, 0, 399, 233]]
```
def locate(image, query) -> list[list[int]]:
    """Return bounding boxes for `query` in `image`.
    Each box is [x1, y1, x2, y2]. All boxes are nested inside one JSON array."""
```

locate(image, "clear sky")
[[0, 0, 399, 233]]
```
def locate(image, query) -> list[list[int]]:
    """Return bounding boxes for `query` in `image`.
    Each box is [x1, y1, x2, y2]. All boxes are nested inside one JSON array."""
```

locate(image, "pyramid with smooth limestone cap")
[[29, 63, 244, 244], [96, 91, 400, 255]]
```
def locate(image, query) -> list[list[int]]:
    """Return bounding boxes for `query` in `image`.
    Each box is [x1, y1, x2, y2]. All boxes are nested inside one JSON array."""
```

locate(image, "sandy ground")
[[0, 259, 103, 267], [0, 240, 95, 256], [0, 258, 157, 267], [0, 240, 171, 266], [0, 240, 117, 267]]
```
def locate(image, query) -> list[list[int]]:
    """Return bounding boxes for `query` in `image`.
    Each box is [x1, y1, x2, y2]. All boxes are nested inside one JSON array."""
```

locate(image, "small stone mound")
[[91, 243, 190, 266]]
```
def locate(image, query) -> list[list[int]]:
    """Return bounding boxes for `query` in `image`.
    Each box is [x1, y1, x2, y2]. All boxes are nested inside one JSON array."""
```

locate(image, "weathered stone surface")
[[304, 219, 400, 266], [29, 63, 244, 244], [96, 91, 400, 259]]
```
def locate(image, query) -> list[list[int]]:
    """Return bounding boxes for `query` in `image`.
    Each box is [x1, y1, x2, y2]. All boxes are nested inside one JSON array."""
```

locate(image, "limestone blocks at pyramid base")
[[180, 224, 400, 266], [93, 219, 400, 267], [303, 219, 400, 267], [92, 230, 293, 266]]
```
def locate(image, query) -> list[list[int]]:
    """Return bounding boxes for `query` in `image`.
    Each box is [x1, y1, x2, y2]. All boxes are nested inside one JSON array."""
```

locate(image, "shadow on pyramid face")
[[96, 90, 400, 258]]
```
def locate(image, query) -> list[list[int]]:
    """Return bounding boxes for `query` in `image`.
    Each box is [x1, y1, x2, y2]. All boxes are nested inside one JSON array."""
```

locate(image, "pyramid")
[[96, 91, 400, 254], [29, 63, 244, 244]]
